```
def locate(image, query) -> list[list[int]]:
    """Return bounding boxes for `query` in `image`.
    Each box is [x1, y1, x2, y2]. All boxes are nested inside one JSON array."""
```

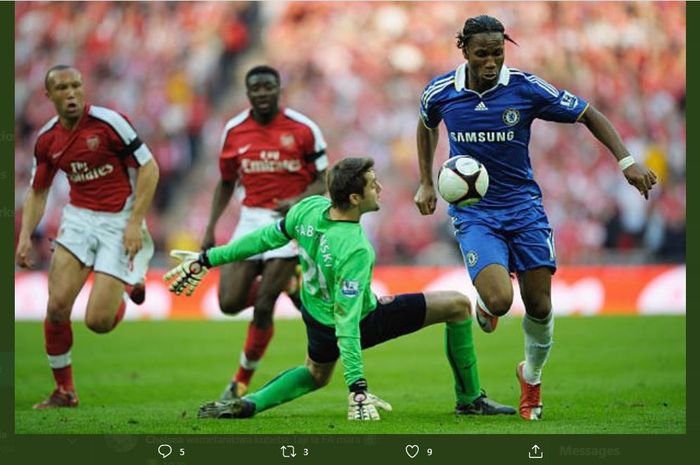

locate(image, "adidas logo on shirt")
[[475, 101, 488, 111]]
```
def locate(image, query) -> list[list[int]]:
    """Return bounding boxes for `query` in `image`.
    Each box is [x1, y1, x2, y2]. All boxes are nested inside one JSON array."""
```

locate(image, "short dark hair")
[[327, 157, 375, 211], [44, 64, 74, 91], [245, 65, 280, 87], [456, 15, 518, 50]]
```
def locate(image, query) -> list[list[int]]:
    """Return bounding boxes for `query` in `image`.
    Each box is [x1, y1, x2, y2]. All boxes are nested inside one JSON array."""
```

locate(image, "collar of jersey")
[[324, 207, 360, 223], [249, 107, 284, 126], [454, 63, 510, 96]]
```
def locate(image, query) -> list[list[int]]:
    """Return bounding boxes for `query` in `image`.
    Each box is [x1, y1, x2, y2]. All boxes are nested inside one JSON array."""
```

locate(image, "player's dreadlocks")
[[456, 15, 518, 50]]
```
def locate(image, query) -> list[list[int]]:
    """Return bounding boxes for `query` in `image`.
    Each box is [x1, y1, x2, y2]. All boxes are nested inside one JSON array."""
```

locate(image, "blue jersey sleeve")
[[526, 73, 589, 123], [419, 76, 451, 129]]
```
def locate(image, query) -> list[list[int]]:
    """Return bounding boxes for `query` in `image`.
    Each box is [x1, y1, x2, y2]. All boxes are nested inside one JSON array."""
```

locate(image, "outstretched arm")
[[414, 119, 440, 215], [578, 105, 657, 199], [207, 220, 291, 266], [334, 251, 392, 420], [164, 220, 292, 296]]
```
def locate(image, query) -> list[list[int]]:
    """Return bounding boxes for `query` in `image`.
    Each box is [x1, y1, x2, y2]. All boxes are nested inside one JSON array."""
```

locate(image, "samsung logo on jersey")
[[449, 131, 515, 143]]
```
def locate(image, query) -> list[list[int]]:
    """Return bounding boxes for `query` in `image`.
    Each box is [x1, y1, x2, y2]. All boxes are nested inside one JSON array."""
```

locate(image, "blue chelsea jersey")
[[420, 64, 589, 218]]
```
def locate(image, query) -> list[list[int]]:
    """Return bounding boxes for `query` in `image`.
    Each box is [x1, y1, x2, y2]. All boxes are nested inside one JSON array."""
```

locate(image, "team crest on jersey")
[[280, 134, 295, 148], [502, 108, 520, 126], [85, 135, 100, 151], [466, 251, 478, 268], [341, 280, 360, 298]]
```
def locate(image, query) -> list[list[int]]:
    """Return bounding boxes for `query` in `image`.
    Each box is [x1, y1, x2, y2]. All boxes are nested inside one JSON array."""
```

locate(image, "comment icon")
[[158, 444, 173, 459]]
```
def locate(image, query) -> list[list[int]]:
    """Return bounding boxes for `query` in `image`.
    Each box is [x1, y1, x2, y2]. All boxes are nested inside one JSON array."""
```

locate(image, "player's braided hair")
[[245, 65, 281, 86], [456, 15, 518, 49], [327, 157, 375, 211]]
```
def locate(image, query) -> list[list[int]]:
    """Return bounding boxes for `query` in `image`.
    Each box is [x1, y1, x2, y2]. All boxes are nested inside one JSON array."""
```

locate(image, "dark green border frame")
[[1, 0, 15, 457], [1, 2, 692, 464]]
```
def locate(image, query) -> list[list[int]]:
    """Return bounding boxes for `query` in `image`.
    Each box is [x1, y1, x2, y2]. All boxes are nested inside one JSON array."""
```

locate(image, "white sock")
[[239, 351, 260, 370], [522, 312, 554, 385]]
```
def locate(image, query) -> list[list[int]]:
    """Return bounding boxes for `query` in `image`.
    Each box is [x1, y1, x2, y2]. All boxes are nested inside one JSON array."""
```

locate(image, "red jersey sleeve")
[[219, 130, 239, 182], [301, 127, 319, 172], [30, 135, 58, 190], [219, 155, 239, 182]]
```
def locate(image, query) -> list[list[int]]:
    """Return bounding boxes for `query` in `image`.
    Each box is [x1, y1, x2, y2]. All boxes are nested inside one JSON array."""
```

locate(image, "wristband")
[[349, 378, 368, 393], [618, 156, 636, 171], [199, 250, 212, 268]]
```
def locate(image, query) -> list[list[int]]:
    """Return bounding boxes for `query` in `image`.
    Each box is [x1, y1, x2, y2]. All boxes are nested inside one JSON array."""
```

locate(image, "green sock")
[[445, 319, 481, 405], [244, 366, 319, 414]]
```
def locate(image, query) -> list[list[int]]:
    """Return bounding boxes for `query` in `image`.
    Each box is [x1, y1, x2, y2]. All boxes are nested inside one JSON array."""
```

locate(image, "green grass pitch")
[[15, 315, 685, 434]]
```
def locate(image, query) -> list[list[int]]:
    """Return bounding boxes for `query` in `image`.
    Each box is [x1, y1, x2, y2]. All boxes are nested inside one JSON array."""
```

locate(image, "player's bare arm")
[[201, 178, 236, 250], [578, 104, 658, 199], [414, 120, 440, 215], [273, 169, 327, 214], [16, 187, 50, 269], [124, 158, 159, 260]]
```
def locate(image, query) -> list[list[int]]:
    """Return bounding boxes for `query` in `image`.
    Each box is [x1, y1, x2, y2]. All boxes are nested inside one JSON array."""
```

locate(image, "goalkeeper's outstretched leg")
[[200, 356, 335, 419]]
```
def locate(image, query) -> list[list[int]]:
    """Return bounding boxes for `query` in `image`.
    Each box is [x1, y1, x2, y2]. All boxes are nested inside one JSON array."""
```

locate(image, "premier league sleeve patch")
[[341, 280, 360, 298], [559, 91, 579, 109]]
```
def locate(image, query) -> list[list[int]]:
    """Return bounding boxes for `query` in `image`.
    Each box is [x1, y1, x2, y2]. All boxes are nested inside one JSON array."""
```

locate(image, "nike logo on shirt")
[[238, 144, 252, 154]]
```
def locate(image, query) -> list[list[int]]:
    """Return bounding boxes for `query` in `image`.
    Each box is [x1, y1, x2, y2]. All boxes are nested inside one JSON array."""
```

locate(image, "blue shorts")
[[452, 203, 557, 282]]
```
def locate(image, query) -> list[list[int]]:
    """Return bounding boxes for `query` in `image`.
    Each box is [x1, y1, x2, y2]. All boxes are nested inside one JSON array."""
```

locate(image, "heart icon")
[[405, 444, 419, 459]]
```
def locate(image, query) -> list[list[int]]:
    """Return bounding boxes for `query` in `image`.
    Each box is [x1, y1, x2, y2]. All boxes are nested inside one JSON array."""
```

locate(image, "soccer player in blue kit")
[[414, 15, 658, 421]]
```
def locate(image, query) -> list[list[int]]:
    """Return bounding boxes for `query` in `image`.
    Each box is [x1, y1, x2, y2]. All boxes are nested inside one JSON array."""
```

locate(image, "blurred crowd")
[[15, 1, 685, 267]]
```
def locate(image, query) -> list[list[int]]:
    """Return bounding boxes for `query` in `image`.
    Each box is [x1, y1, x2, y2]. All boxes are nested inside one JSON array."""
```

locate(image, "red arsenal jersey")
[[219, 108, 328, 209], [31, 105, 153, 213]]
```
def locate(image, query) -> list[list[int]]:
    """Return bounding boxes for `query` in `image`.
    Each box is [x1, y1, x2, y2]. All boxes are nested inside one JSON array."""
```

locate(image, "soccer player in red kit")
[[201, 65, 328, 400], [15, 65, 160, 408]]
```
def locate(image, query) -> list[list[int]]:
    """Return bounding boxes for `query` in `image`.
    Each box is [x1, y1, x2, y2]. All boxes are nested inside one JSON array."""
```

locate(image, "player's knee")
[[524, 296, 552, 320], [481, 290, 513, 317], [306, 363, 333, 388], [448, 292, 472, 321], [85, 314, 113, 334], [311, 370, 332, 388], [305, 356, 334, 388], [218, 295, 245, 315], [46, 298, 72, 322]]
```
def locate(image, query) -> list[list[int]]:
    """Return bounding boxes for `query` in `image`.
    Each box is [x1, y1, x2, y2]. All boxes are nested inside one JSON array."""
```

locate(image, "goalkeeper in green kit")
[[165, 157, 515, 420]]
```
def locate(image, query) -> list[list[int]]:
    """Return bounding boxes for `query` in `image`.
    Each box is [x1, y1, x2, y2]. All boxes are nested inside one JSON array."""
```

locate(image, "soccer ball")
[[436, 155, 489, 207]]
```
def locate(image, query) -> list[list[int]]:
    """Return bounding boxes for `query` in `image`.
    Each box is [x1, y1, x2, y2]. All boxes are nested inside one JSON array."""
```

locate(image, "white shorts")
[[231, 206, 297, 261], [55, 204, 154, 285]]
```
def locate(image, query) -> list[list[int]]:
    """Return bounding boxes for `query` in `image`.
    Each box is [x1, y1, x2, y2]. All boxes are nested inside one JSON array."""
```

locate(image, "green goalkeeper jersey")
[[207, 195, 377, 387]]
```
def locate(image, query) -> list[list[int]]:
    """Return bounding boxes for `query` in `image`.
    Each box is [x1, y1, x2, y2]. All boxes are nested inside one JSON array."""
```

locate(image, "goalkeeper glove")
[[347, 379, 392, 421], [164, 249, 211, 296]]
